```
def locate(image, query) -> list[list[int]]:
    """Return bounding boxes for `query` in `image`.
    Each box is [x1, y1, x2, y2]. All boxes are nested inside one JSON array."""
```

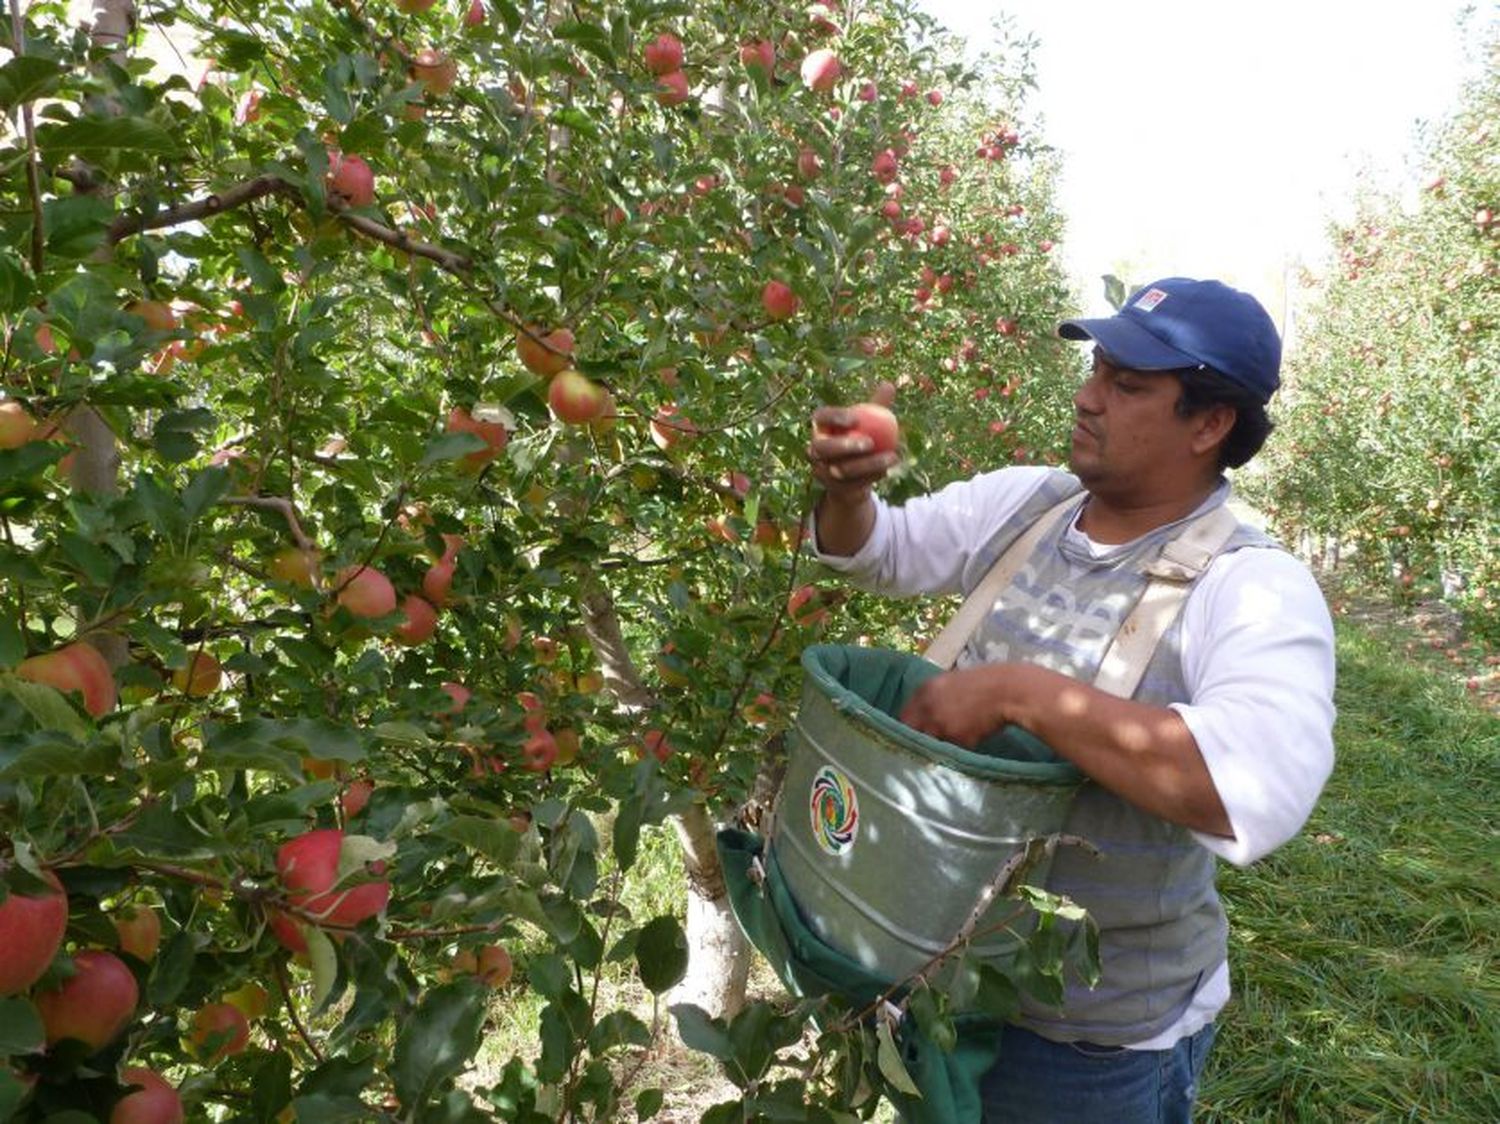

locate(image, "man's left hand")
[[898, 665, 1015, 748]]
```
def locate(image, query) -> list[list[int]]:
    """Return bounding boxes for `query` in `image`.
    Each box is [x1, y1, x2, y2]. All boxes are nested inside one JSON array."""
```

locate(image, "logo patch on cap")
[[1133, 288, 1169, 312]]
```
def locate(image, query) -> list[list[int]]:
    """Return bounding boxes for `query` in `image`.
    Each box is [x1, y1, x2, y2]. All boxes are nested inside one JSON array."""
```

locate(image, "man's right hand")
[[807, 381, 900, 501], [807, 382, 899, 557]]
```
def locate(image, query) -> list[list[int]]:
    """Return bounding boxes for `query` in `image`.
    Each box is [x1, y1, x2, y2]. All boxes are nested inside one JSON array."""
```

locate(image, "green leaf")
[[669, 1003, 731, 1059], [634, 915, 688, 994], [306, 924, 340, 1012], [552, 22, 616, 64], [41, 195, 113, 258], [875, 1021, 921, 1097], [38, 115, 186, 158], [587, 1009, 651, 1055], [0, 249, 33, 313], [390, 982, 487, 1106], [0, 734, 114, 779], [0, 56, 65, 111], [635, 1088, 665, 1121], [182, 466, 232, 522], [0, 677, 90, 739], [420, 431, 488, 466], [0, 997, 45, 1055], [153, 408, 217, 464], [0, 441, 63, 484], [435, 816, 521, 865]]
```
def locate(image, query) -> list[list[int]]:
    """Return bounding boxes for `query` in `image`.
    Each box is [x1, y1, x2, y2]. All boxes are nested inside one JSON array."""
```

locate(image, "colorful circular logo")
[[809, 765, 859, 856]]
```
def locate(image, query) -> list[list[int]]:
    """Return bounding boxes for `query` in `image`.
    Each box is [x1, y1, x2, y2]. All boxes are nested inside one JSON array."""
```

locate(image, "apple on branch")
[[18, 641, 117, 718], [515, 326, 574, 376], [35, 949, 139, 1049], [111, 1068, 183, 1124], [0, 869, 67, 995], [815, 401, 900, 455], [326, 152, 376, 208], [800, 48, 842, 93], [642, 32, 684, 75]]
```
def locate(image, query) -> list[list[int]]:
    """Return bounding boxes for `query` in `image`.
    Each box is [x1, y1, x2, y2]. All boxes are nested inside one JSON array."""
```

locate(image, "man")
[[807, 277, 1336, 1123]]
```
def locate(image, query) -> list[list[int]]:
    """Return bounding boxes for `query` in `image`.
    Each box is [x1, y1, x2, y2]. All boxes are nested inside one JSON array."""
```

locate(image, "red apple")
[[926, 89, 943, 106], [797, 147, 821, 180], [521, 726, 557, 772], [17, 642, 117, 718], [0, 869, 67, 995], [547, 369, 608, 424], [341, 778, 374, 819], [739, 39, 774, 75], [870, 149, 899, 183], [857, 80, 877, 102], [440, 681, 471, 712], [325, 153, 375, 208], [421, 535, 462, 605], [462, 0, 485, 29], [411, 48, 458, 97], [817, 401, 899, 454], [0, 400, 37, 449], [761, 280, 799, 321], [637, 730, 673, 763], [475, 943, 513, 987], [113, 905, 161, 962], [395, 594, 438, 645], [35, 950, 138, 1049], [171, 651, 222, 697], [800, 48, 841, 93], [650, 405, 697, 451], [335, 565, 397, 619], [787, 584, 829, 627], [655, 69, 690, 107], [276, 829, 390, 935], [642, 32, 683, 75], [189, 1001, 250, 1061], [515, 326, 574, 376], [445, 406, 509, 472], [111, 1067, 183, 1124]]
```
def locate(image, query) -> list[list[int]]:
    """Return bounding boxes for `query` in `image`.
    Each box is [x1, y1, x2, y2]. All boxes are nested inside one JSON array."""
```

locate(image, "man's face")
[[1069, 349, 1200, 498]]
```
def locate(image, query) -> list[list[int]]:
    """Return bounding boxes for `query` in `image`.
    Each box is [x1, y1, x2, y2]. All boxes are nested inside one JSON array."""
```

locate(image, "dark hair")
[[1172, 368, 1275, 470]]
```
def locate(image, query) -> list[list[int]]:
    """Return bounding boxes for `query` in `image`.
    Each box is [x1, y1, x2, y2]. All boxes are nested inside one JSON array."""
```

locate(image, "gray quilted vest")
[[953, 469, 1280, 1046]]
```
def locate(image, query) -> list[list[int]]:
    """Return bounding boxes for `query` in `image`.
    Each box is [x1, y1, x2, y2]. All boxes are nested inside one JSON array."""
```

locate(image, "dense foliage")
[[1245, 31, 1499, 639], [0, 0, 1085, 1118]]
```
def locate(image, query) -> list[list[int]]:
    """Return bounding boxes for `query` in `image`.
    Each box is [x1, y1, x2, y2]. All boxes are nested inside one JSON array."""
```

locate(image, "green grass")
[[1202, 617, 1499, 1122]]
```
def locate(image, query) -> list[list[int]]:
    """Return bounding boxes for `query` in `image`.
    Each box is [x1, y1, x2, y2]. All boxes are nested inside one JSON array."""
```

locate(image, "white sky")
[[916, 0, 1493, 332]]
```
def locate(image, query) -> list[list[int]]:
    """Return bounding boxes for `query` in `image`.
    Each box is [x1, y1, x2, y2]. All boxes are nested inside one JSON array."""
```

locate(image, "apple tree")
[[0, 0, 1084, 1118]]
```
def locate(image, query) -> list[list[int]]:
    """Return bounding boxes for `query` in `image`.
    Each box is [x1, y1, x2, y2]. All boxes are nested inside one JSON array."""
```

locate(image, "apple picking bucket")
[[768, 644, 1084, 983]]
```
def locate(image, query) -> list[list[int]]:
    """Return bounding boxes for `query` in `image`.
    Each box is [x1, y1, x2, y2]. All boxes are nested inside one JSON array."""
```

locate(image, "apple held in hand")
[[0, 869, 67, 995], [35, 949, 139, 1049], [816, 402, 900, 455]]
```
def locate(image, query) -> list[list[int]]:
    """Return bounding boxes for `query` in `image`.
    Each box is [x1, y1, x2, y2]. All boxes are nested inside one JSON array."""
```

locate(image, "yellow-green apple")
[[223, 981, 270, 1019], [547, 369, 608, 424], [515, 326, 574, 376], [111, 1067, 183, 1124], [589, 390, 619, 434], [0, 400, 36, 449], [0, 869, 67, 995], [325, 153, 375, 208], [761, 280, 799, 320], [655, 70, 690, 106], [18, 641, 117, 718], [395, 594, 438, 645], [35, 949, 139, 1049], [268, 546, 320, 587], [334, 565, 397, 619], [642, 32, 683, 75], [800, 48, 841, 92], [171, 651, 222, 697], [188, 1001, 250, 1061], [552, 727, 580, 766], [113, 905, 161, 962], [445, 406, 508, 471]]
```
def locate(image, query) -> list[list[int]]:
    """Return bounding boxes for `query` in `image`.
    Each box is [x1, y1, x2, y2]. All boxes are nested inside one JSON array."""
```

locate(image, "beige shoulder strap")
[[1091, 503, 1240, 697], [923, 495, 1080, 670]]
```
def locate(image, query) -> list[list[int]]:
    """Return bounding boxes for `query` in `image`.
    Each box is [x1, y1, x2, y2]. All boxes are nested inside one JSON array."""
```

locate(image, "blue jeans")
[[979, 1022, 1216, 1123]]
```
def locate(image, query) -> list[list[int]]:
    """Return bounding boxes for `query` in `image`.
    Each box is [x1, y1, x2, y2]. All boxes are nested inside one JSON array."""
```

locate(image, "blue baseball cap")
[[1058, 278, 1282, 403]]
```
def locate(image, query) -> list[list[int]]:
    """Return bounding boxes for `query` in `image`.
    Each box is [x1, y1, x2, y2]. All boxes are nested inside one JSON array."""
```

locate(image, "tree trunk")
[[578, 579, 750, 1020]]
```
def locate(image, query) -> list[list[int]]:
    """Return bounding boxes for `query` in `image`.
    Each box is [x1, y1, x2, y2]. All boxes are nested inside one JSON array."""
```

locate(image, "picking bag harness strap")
[[923, 496, 1241, 699]]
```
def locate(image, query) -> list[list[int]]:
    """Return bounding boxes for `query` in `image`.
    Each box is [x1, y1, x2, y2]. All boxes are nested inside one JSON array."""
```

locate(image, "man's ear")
[[1190, 404, 1237, 458]]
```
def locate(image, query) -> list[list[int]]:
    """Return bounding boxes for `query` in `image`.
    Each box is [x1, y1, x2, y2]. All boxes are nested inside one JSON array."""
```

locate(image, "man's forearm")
[[813, 490, 877, 557]]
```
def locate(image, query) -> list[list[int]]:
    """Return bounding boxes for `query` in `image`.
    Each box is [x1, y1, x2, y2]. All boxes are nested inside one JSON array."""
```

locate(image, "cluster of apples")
[[0, 875, 217, 1118], [514, 325, 618, 430], [325, 529, 462, 649]]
